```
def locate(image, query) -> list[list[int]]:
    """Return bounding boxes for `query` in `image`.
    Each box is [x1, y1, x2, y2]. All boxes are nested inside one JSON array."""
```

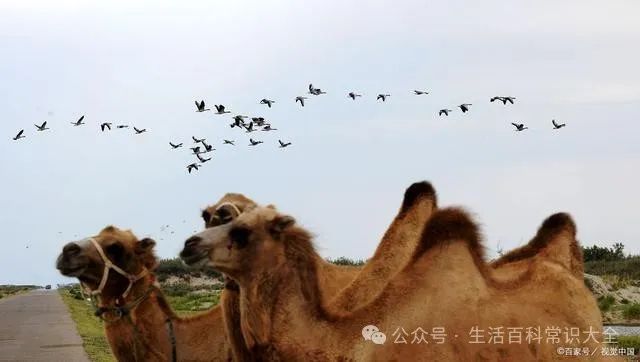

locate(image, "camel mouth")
[[56, 263, 87, 277], [56, 254, 88, 277], [179, 249, 210, 267]]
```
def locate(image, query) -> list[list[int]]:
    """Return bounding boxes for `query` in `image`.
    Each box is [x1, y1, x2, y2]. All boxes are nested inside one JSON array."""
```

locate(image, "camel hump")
[[399, 181, 437, 215], [494, 212, 583, 277], [411, 207, 485, 263]]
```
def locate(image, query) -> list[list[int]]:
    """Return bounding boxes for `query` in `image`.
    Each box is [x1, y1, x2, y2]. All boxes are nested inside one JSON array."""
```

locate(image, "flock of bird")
[[10, 83, 567, 173]]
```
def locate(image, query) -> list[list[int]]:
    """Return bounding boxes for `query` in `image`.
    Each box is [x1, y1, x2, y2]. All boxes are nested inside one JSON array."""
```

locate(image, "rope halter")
[[214, 202, 242, 219], [81, 237, 148, 300]]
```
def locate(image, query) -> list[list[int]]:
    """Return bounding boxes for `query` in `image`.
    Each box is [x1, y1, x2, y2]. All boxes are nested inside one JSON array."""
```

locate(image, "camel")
[[184, 182, 439, 359], [192, 204, 619, 361], [56, 226, 231, 362]]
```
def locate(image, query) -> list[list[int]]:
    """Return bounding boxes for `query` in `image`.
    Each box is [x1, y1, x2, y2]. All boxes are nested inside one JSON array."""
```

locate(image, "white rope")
[[81, 238, 148, 299]]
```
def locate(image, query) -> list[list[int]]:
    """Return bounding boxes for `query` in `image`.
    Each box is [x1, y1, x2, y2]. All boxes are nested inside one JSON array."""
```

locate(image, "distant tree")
[[328, 256, 366, 267], [155, 257, 221, 280], [582, 243, 626, 262]]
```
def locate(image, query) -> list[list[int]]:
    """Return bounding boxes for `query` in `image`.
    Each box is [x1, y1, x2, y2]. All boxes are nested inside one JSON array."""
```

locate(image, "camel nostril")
[[184, 236, 202, 249], [63, 243, 82, 256]]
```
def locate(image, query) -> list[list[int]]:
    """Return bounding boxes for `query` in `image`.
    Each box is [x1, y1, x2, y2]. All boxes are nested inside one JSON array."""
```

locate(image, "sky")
[[1, 0, 639, 285]]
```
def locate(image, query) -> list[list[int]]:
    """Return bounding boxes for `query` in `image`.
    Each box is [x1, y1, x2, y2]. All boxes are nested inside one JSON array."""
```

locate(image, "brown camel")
[[193, 204, 618, 361], [56, 226, 231, 362], [184, 181, 439, 359]]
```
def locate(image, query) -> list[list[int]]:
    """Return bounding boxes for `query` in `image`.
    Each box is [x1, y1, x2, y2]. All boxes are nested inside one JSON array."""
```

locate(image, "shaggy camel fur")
[[197, 204, 618, 361], [185, 182, 438, 359], [56, 226, 230, 362]]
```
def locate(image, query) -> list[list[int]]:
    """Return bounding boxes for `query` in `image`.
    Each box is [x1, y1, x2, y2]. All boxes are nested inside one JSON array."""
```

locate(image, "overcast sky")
[[1, 0, 638, 285]]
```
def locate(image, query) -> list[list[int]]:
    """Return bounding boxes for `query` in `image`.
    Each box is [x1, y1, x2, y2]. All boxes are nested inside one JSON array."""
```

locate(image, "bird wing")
[[511, 123, 519, 128], [78, 115, 84, 123], [16, 130, 24, 137], [552, 120, 559, 127]]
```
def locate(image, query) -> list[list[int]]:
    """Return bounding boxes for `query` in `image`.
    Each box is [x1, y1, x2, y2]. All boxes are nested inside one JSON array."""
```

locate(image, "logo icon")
[[362, 325, 386, 345]]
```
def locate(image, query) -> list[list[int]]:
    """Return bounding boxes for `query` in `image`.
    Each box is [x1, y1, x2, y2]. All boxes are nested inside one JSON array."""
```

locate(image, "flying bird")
[[490, 96, 504, 103], [192, 136, 206, 144], [215, 104, 230, 114], [12, 130, 25, 141], [223, 139, 235, 145], [278, 140, 292, 148], [187, 163, 200, 173], [348, 92, 362, 100], [295, 96, 307, 107], [512, 123, 528, 131], [308, 84, 326, 95], [230, 118, 245, 128], [71, 116, 85, 126], [262, 124, 277, 131], [133, 127, 146, 134], [414, 90, 429, 95], [100, 122, 112, 131], [439, 109, 452, 116], [117, 125, 129, 129], [252, 117, 266, 125], [377, 94, 390, 102], [196, 153, 211, 163], [202, 140, 215, 152], [169, 142, 183, 149], [195, 100, 210, 112], [190, 146, 202, 154], [501, 97, 516, 105], [249, 138, 263, 146], [260, 99, 275, 108], [459, 104, 472, 113], [35, 121, 49, 131], [552, 120, 566, 129]]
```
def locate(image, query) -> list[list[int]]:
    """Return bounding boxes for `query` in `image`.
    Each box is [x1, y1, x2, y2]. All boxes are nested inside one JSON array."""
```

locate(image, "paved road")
[[0, 290, 89, 362]]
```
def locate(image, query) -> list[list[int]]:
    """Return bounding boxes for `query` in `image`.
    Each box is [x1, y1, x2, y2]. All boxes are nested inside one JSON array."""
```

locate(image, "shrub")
[[155, 257, 220, 280], [623, 303, 640, 320], [616, 336, 640, 355], [585, 256, 640, 280], [598, 295, 616, 312]]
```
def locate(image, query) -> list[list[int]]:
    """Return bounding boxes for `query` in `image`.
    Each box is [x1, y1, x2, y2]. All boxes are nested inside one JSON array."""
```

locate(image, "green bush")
[[623, 303, 640, 320], [155, 258, 220, 280], [598, 295, 616, 312], [616, 335, 640, 355], [585, 257, 640, 280]]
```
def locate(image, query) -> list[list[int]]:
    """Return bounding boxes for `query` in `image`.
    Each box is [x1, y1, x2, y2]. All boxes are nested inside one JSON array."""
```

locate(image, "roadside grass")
[[615, 335, 640, 355], [58, 283, 221, 360], [0, 285, 40, 300], [59, 287, 115, 362]]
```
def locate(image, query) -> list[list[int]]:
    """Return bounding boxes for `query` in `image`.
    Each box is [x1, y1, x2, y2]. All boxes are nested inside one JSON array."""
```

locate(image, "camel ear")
[[135, 238, 158, 270], [269, 215, 296, 235]]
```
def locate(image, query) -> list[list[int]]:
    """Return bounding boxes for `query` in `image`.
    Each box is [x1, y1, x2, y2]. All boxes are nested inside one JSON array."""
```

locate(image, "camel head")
[[183, 205, 304, 282], [180, 193, 258, 268], [56, 226, 158, 298]]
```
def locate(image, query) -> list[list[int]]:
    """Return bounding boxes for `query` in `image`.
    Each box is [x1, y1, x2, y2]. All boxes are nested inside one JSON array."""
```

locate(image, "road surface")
[[0, 290, 89, 361]]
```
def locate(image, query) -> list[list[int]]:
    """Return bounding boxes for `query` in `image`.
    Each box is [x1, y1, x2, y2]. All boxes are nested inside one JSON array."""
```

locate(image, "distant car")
[[45, 285, 51, 290]]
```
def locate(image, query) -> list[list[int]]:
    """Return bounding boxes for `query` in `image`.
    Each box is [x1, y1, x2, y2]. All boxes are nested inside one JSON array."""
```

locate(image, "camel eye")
[[229, 227, 251, 249], [216, 208, 234, 224], [105, 242, 124, 258]]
